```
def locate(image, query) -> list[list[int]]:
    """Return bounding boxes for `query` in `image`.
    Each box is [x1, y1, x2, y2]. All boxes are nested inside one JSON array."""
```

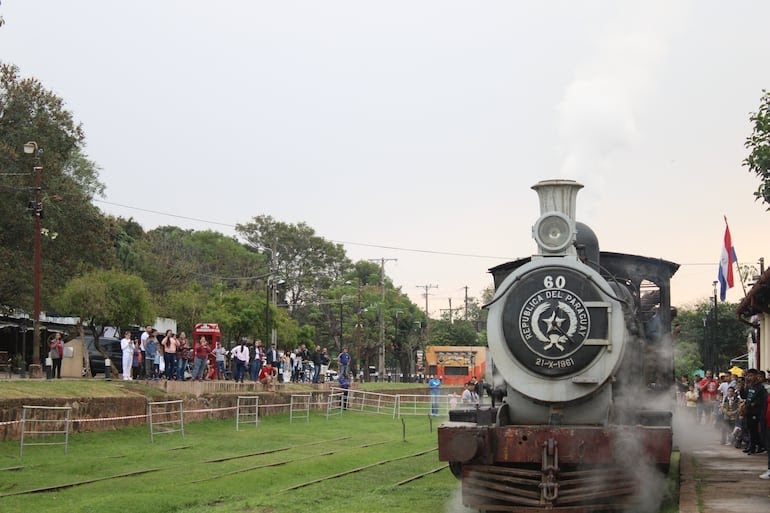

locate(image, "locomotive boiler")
[[438, 179, 679, 512]]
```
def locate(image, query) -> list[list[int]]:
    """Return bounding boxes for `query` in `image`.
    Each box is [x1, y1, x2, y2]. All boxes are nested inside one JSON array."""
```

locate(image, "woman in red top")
[[191, 336, 211, 381]]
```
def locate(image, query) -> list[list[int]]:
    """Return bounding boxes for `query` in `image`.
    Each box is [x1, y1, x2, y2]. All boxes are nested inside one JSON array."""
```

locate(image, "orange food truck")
[[424, 345, 486, 386]]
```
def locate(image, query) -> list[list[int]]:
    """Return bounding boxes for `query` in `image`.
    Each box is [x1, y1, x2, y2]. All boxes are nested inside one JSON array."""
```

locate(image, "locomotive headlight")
[[533, 212, 574, 253]]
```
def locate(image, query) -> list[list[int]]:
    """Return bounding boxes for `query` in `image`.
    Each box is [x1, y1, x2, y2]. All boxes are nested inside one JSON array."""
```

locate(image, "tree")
[[744, 89, 770, 208], [163, 282, 209, 336], [129, 226, 262, 299], [675, 300, 748, 372], [0, 63, 115, 311], [202, 286, 300, 348], [429, 319, 482, 346], [236, 215, 351, 312], [674, 339, 703, 381], [56, 270, 155, 369]]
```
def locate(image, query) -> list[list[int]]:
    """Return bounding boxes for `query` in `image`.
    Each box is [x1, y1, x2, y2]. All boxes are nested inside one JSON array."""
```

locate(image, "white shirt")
[[140, 331, 149, 352], [461, 389, 479, 404], [121, 336, 134, 356], [231, 344, 249, 363], [718, 381, 731, 398]]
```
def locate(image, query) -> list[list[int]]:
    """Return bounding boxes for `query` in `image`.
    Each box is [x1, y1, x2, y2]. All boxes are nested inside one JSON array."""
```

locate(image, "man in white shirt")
[[139, 325, 152, 379], [230, 340, 250, 383]]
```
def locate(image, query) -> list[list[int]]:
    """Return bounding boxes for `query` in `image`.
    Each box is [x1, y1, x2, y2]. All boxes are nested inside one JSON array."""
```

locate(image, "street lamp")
[[24, 141, 44, 374]]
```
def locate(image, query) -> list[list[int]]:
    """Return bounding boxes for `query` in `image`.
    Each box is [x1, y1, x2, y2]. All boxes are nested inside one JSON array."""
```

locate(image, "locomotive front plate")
[[502, 267, 609, 377]]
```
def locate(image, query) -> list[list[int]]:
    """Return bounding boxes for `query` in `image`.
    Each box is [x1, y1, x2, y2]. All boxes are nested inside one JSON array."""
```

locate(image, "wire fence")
[[19, 406, 72, 457], [1, 390, 465, 444]]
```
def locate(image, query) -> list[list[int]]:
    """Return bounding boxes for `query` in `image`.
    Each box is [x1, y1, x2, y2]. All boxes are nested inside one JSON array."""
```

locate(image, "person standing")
[[428, 376, 441, 416], [311, 345, 322, 384], [685, 385, 698, 420], [744, 369, 767, 454], [145, 331, 159, 380], [720, 386, 740, 445], [338, 372, 350, 409], [320, 348, 330, 383], [192, 336, 210, 381], [761, 378, 770, 479], [231, 339, 249, 383], [677, 375, 690, 406], [139, 325, 152, 379], [161, 330, 178, 380], [212, 341, 226, 379], [281, 350, 292, 383], [176, 332, 191, 380], [248, 342, 261, 382], [338, 346, 351, 379], [697, 370, 719, 424], [48, 332, 64, 379], [461, 381, 479, 404], [131, 339, 142, 380], [265, 343, 279, 368], [120, 330, 134, 381], [292, 348, 303, 382]]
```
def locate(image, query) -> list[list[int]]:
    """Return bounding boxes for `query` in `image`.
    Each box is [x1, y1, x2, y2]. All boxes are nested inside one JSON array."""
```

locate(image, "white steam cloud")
[[557, 2, 690, 205]]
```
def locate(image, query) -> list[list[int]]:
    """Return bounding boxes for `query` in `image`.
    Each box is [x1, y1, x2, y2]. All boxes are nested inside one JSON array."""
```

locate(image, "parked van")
[[84, 335, 123, 377]]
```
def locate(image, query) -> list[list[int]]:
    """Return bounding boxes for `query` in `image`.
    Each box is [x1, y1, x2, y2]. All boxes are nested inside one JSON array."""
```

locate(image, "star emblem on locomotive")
[[518, 287, 591, 359], [533, 301, 578, 351]]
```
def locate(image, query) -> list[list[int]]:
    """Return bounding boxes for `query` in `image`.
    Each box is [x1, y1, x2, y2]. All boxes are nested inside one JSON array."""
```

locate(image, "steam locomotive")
[[438, 179, 679, 512]]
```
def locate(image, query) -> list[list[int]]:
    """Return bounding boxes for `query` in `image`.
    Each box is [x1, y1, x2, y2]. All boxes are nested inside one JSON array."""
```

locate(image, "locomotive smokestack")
[[530, 179, 584, 255], [531, 179, 583, 220]]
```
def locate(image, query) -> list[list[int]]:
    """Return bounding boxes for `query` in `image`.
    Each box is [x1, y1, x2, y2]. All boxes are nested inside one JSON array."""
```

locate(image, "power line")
[[94, 199, 236, 228], [94, 199, 515, 260], [92, 200, 727, 267]]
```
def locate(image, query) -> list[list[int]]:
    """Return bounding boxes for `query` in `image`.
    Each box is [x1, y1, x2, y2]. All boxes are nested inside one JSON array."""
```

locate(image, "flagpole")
[[724, 215, 747, 297]]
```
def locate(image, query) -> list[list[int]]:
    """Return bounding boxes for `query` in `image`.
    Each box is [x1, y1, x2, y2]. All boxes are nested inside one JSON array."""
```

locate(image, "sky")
[[3, 1, 770, 317]]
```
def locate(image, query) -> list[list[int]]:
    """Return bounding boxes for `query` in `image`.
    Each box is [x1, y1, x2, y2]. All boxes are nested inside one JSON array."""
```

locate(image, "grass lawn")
[[0, 381, 678, 512], [0, 409, 466, 513]]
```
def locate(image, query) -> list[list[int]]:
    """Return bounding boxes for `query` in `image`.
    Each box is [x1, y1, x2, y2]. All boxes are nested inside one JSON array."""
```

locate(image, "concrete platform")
[[679, 434, 769, 512]]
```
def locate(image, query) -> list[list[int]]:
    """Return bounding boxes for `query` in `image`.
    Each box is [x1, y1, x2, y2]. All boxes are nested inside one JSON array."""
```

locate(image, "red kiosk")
[[192, 323, 221, 347]]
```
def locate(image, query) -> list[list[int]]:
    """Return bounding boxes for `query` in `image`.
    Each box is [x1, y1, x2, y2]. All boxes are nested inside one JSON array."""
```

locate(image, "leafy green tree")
[[163, 282, 210, 335], [744, 89, 770, 207], [236, 215, 351, 312], [429, 319, 482, 346], [56, 270, 155, 368], [675, 301, 748, 372], [204, 288, 263, 344], [130, 226, 262, 298], [201, 286, 300, 348], [674, 338, 703, 381], [0, 62, 115, 311], [108, 216, 145, 271]]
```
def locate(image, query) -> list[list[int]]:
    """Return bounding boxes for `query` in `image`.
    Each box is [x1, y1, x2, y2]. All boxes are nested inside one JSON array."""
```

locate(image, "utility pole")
[[464, 286, 469, 320], [355, 279, 362, 379], [24, 142, 43, 375], [416, 284, 438, 318], [712, 280, 718, 372], [440, 300, 463, 324], [416, 283, 438, 344], [369, 258, 396, 380]]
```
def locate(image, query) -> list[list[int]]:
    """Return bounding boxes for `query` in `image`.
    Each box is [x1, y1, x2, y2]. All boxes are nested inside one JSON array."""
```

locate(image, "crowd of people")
[[678, 368, 770, 481], [127, 325, 343, 390]]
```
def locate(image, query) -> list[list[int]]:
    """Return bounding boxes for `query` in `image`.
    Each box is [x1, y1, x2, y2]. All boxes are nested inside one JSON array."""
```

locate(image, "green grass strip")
[[0, 468, 161, 497], [281, 447, 437, 492]]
